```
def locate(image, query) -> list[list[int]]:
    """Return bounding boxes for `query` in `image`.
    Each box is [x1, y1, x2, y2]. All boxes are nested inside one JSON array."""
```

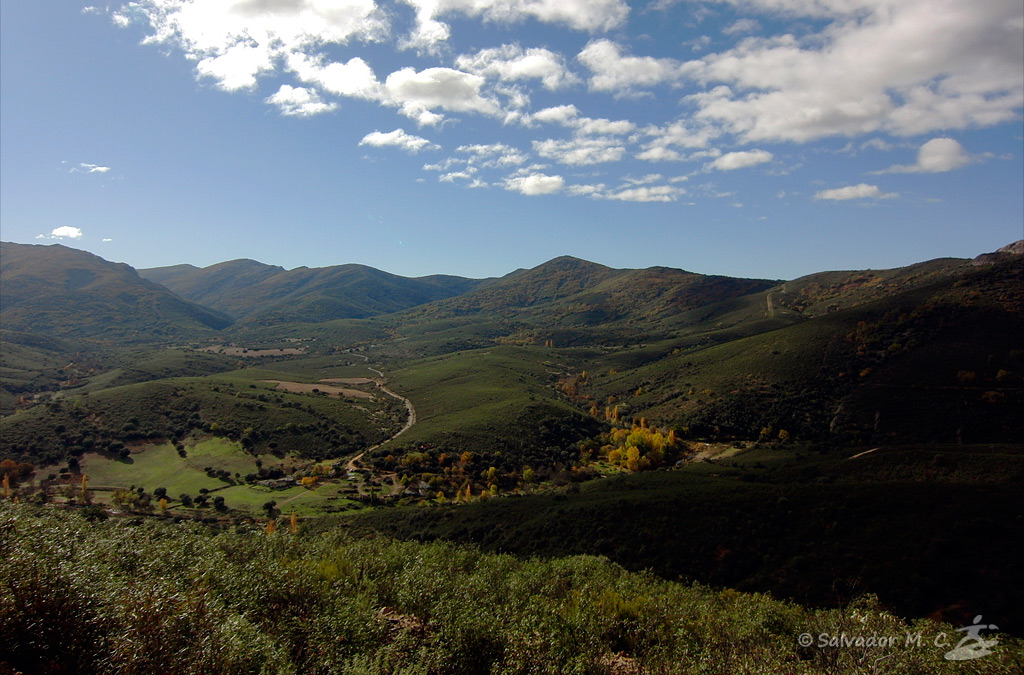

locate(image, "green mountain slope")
[[385, 256, 781, 352], [581, 254, 1024, 445], [140, 259, 487, 323], [0, 242, 232, 340]]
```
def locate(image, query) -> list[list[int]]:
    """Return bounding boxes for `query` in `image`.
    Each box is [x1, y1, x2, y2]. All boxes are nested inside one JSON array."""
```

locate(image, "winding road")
[[344, 356, 416, 472]]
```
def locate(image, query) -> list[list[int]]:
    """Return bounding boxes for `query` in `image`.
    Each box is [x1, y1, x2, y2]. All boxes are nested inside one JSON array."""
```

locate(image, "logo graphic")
[[944, 615, 999, 661]]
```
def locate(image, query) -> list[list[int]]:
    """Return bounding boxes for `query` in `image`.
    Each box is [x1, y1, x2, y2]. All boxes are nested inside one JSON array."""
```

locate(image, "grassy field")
[[81, 437, 274, 496], [215, 481, 362, 516], [79, 438, 363, 515], [81, 442, 225, 496]]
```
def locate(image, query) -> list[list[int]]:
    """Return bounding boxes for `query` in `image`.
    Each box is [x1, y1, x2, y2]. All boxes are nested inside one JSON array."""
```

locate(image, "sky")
[[1, 0, 1022, 281]]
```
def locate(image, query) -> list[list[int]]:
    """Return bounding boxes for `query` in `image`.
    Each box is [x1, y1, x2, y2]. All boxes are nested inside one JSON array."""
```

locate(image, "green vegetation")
[[0, 372, 398, 467], [139, 257, 484, 324], [344, 443, 1024, 636], [3, 241, 1023, 661], [5, 502, 1021, 674]]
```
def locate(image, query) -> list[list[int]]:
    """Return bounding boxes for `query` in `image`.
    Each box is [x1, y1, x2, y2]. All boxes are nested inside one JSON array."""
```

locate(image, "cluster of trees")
[[0, 380, 387, 468], [0, 459, 34, 486], [587, 421, 685, 471]]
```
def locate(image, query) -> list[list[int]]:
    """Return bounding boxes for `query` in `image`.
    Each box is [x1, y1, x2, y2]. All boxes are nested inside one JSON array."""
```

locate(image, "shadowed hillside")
[[0, 243, 232, 340]]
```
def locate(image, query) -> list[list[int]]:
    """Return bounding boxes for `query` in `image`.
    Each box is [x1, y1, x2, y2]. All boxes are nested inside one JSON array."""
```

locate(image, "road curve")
[[345, 358, 416, 471]]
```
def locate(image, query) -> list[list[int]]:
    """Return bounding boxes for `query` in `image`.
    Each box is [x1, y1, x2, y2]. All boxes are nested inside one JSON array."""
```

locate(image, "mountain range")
[[2, 239, 1022, 633]]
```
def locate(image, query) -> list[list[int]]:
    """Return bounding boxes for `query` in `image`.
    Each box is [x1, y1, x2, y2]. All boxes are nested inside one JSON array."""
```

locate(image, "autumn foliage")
[[596, 422, 684, 471]]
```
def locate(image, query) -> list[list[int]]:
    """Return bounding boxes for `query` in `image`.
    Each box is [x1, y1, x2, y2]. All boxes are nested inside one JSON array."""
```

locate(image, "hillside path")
[[344, 355, 416, 473]]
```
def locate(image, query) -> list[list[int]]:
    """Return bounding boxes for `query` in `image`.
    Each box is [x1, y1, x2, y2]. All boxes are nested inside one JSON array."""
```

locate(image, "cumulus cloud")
[[531, 105, 581, 125], [360, 129, 440, 153], [110, 0, 1024, 209], [636, 119, 719, 161], [814, 183, 899, 200], [287, 54, 382, 99], [688, 0, 1024, 142], [503, 170, 565, 195], [603, 184, 686, 202], [116, 0, 389, 92], [383, 67, 500, 125], [533, 136, 627, 165], [266, 85, 337, 117], [578, 39, 695, 94], [402, 0, 629, 49], [709, 149, 773, 170], [566, 175, 687, 202], [39, 226, 84, 239], [456, 143, 528, 167], [875, 137, 978, 174], [455, 45, 578, 90]]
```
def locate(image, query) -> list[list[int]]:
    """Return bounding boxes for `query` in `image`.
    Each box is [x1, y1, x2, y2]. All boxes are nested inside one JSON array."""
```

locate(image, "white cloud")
[[40, 226, 84, 239], [503, 170, 565, 195], [360, 128, 440, 153], [287, 54, 381, 100], [860, 138, 893, 152], [102, 238, 113, 242], [815, 183, 899, 200], [265, 85, 338, 117], [401, 0, 629, 49], [687, 0, 1024, 142], [637, 120, 718, 161], [534, 136, 626, 165], [383, 67, 500, 125], [195, 42, 273, 91], [455, 45, 578, 90], [117, 0, 389, 92], [456, 143, 528, 167], [70, 162, 111, 174], [532, 105, 581, 125], [687, 35, 713, 52], [876, 137, 978, 174], [723, 18, 761, 36], [604, 185, 686, 202], [709, 149, 774, 170], [578, 39, 695, 94]]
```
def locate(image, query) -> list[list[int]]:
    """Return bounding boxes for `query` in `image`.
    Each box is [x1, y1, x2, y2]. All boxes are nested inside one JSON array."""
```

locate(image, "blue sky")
[[1, 0, 1021, 280]]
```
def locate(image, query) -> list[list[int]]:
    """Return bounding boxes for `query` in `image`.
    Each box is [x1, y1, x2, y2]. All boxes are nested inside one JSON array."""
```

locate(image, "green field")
[[79, 439, 365, 515], [215, 481, 362, 516], [82, 442, 224, 496]]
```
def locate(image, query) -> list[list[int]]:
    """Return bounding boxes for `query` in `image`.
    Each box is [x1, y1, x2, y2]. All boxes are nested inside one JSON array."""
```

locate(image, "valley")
[[2, 240, 1023, 672]]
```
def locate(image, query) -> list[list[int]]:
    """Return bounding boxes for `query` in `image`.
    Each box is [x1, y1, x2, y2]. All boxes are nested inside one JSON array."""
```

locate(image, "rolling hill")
[[140, 258, 488, 323], [2, 239, 1023, 642], [0, 242, 232, 340]]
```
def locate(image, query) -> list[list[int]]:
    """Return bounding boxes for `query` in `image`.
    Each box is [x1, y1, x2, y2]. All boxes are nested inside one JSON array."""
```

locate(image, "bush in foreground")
[[1, 503, 1020, 674]]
